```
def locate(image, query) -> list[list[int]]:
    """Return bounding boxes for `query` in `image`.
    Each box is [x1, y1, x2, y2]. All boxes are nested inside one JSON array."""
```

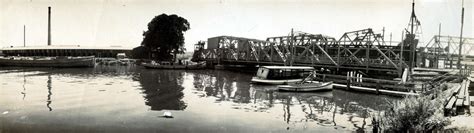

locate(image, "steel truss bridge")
[[193, 28, 416, 76], [422, 35, 474, 68]]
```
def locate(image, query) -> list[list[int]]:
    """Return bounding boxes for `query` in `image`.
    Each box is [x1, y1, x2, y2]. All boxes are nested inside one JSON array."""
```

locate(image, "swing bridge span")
[[192, 28, 474, 77], [193, 28, 417, 76]]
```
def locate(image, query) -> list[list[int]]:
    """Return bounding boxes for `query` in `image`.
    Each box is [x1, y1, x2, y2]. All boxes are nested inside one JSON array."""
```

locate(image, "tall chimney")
[[48, 6, 51, 46]]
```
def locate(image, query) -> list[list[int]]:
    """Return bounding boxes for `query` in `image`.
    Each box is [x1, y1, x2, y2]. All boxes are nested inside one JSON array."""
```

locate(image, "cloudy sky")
[[0, 0, 472, 50]]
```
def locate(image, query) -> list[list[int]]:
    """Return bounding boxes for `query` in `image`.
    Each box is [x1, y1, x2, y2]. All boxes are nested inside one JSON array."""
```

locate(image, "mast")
[[407, 0, 418, 80]]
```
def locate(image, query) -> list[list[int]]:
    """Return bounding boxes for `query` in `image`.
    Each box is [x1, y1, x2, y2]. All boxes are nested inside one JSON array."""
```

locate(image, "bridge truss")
[[194, 28, 413, 75], [421, 35, 474, 68]]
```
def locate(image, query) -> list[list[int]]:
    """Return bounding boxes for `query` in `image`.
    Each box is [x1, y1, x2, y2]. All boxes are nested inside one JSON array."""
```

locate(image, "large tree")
[[141, 14, 190, 61], [131, 46, 150, 59]]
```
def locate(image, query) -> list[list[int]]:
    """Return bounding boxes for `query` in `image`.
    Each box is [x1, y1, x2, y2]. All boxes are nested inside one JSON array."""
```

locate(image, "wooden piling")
[[376, 80, 380, 94]]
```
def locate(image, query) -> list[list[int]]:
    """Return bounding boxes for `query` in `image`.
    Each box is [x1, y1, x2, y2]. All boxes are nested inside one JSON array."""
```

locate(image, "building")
[[1, 45, 133, 58]]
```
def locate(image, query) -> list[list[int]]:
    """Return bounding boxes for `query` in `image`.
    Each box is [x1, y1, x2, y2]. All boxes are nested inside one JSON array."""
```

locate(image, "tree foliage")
[[141, 13, 190, 61], [131, 46, 150, 59]]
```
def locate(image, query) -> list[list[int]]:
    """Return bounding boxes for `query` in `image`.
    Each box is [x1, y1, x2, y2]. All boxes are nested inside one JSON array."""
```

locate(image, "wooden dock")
[[444, 79, 471, 116], [312, 73, 418, 97], [333, 83, 419, 97]]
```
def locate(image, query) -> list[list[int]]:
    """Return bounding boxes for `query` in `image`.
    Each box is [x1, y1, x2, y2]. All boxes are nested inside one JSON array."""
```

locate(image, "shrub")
[[379, 90, 451, 132]]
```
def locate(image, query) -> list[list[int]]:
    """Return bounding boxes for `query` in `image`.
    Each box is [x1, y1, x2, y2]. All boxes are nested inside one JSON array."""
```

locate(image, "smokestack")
[[48, 6, 51, 46]]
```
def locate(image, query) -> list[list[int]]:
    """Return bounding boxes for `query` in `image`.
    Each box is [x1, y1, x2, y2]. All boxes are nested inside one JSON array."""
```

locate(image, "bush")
[[379, 90, 451, 132]]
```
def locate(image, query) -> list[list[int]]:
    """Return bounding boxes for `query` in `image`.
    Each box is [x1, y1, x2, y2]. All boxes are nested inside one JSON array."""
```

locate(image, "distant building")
[[1, 45, 132, 58]]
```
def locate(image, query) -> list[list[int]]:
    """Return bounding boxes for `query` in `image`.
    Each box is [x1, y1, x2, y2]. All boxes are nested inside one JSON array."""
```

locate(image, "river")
[[0, 66, 399, 132]]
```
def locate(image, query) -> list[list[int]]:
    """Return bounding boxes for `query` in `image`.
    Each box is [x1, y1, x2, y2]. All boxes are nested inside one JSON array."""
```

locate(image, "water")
[[0, 66, 398, 132]]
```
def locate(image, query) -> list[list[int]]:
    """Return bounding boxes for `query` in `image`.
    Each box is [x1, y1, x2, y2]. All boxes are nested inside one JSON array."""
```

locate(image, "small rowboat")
[[278, 81, 333, 92]]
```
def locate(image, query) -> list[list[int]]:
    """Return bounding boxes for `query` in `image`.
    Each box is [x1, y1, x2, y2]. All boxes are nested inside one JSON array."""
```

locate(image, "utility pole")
[[458, 0, 464, 72], [437, 23, 441, 68], [23, 25, 26, 47], [400, 30, 405, 77], [389, 32, 392, 46], [290, 28, 294, 66], [382, 27, 385, 42]]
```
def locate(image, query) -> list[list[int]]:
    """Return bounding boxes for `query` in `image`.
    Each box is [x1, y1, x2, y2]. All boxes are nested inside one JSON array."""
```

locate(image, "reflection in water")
[[47, 75, 52, 111], [284, 96, 291, 125], [136, 70, 187, 111], [190, 70, 397, 131], [22, 70, 26, 100], [0, 66, 398, 132], [192, 70, 253, 104]]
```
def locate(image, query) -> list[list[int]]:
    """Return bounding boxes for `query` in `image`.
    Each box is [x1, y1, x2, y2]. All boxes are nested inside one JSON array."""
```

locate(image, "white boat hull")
[[251, 77, 303, 85], [142, 62, 206, 70], [278, 82, 333, 92]]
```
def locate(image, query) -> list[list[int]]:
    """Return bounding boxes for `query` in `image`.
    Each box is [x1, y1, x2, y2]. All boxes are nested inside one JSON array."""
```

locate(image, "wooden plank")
[[465, 94, 470, 106], [452, 84, 462, 95], [471, 96, 474, 106], [445, 95, 457, 110], [457, 80, 466, 99], [464, 80, 471, 106], [455, 80, 469, 107], [456, 99, 464, 107]]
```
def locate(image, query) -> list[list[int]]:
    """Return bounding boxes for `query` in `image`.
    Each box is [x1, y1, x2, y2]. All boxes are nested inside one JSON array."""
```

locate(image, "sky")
[[0, 0, 472, 51]]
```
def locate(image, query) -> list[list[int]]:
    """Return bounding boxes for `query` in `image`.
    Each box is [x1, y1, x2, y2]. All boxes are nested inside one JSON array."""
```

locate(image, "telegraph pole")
[[458, 0, 464, 72], [290, 28, 294, 66], [23, 25, 26, 47]]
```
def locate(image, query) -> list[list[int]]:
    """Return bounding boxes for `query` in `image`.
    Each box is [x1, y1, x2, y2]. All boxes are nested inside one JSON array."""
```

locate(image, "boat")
[[251, 66, 315, 85], [118, 58, 135, 66], [142, 61, 206, 70], [0, 56, 95, 67], [278, 81, 333, 92]]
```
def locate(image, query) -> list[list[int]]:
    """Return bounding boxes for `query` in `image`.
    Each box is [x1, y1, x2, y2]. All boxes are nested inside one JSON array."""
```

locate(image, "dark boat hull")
[[0, 57, 95, 68]]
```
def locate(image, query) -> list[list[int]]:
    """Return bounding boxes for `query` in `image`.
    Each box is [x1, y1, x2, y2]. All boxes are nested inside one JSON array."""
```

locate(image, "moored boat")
[[251, 66, 315, 85], [278, 81, 333, 92], [0, 56, 95, 68]]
